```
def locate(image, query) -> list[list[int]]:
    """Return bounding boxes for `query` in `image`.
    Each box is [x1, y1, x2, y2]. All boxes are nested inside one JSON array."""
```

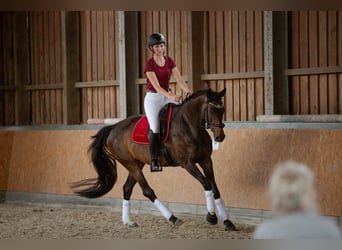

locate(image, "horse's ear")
[[218, 88, 226, 97]]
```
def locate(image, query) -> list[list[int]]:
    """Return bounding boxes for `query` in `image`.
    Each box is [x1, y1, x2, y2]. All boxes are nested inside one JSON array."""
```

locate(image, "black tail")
[[70, 125, 117, 198]]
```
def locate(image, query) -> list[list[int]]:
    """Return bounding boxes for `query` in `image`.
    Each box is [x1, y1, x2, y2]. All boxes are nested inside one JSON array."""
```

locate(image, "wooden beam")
[[201, 71, 264, 80], [61, 11, 80, 125], [187, 11, 204, 92], [75, 80, 119, 88], [117, 11, 127, 118], [124, 11, 139, 116], [273, 11, 289, 114], [25, 83, 64, 90], [263, 11, 274, 115], [284, 66, 342, 76]]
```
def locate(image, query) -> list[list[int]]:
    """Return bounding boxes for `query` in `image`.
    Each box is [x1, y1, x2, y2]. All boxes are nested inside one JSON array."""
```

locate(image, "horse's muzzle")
[[214, 134, 225, 142]]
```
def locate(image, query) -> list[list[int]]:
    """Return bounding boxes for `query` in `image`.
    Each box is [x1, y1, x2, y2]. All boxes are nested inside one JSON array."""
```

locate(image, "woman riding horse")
[[71, 88, 236, 231]]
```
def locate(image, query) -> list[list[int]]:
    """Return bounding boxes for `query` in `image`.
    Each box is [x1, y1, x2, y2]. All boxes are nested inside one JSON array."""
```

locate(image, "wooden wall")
[[28, 12, 64, 125], [0, 12, 16, 125], [288, 11, 342, 115], [78, 11, 120, 123], [203, 11, 264, 121], [1, 11, 342, 126]]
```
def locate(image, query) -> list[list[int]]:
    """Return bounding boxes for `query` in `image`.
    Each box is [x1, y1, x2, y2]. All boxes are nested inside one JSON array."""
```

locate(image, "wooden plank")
[[318, 11, 328, 114], [108, 11, 115, 80], [208, 11, 216, 74], [152, 11, 159, 32], [254, 11, 264, 117], [232, 11, 240, 120], [339, 11, 342, 114], [224, 11, 234, 121], [233, 79, 240, 121], [291, 11, 300, 114], [54, 12, 63, 124], [25, 83, 64, 90], [246, 11, 255, 120], [91, 11, 98, 119], [299, 11, 309, 114], [103, 11, 111, 118], [328, 11, 338, 114], [140, 11, 146, 77], [201, 72, 264, 80], [202, 12, 208, 74], [75, 80, 120, 88], [38, 12, 44, 123], [284, 66, 342, 76], [308, 11, 319, 114], [30, 13, 36, 124], [181, 11, 187, 76], [167, 11, 175, 61], [160, 11, 167, 37], [174, 11, 181, 75], [43, 11, 51, 123], [49, 12, 57, 124], [97, 11, 105, 118], [215, 11, 224, 96], [239, 11, 247, 120]]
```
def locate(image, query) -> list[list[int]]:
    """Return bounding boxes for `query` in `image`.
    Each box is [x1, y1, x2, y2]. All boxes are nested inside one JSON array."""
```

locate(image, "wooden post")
[[273, 11, 289, 114], [13, 12, 30, 125], [124, 11, 139, 116], [117, 11, 127, 118], [263, 11, 274, 115], [187, 11, 204, 92], [61, 11, 80, 124]]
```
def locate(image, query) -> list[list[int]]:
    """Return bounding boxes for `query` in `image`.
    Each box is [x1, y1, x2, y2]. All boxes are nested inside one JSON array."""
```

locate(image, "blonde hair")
[[269, 160, 317, 215]]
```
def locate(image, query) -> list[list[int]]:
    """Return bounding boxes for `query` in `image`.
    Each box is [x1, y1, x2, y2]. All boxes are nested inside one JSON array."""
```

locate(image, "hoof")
[[173, 218, 184, 226], [124, 221, 139, 227], [206, 212, 218, 225], [223, 219, 236, 231]]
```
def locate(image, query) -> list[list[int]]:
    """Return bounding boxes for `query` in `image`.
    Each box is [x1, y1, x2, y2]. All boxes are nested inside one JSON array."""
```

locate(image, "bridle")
[[204, 96, 225, 129]]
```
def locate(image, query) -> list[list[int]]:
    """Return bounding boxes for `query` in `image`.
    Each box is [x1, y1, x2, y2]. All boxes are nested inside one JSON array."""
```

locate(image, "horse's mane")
[[182, 88, 209, 105]]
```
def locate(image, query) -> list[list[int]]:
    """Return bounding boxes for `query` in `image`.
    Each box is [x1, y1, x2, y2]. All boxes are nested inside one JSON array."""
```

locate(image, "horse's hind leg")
[[122, 174, 138, 227], [128, 166, 182, 225]]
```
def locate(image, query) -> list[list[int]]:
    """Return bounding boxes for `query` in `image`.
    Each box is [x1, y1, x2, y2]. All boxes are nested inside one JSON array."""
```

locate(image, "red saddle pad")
[[131, 107, 173, 145]]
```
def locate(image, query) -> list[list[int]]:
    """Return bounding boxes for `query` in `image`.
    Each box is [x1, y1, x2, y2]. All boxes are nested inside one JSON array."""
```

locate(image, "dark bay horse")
[[71, 88, 236, 231]]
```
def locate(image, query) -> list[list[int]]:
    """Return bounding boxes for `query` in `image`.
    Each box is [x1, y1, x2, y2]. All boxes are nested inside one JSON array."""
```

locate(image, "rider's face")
[[152, 43, 165, 55]]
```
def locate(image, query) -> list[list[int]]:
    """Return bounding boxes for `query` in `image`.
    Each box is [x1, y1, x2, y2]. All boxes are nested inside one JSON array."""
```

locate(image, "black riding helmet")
[[147, 33, 166, 51]]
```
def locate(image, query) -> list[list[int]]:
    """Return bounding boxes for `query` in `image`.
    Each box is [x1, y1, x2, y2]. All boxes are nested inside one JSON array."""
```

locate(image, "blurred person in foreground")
[[253, 160, 341, 239]]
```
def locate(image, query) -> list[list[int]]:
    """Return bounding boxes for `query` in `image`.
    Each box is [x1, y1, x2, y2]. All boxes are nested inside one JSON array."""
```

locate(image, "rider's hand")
[[171, 95, 181, 103]]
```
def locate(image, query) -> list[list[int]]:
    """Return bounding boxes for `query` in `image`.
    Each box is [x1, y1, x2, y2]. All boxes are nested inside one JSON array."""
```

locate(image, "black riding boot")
[[148, 131, 162, 172]]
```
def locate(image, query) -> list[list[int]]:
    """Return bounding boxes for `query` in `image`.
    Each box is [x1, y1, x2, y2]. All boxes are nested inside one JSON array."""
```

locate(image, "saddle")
[[131, 104, 173, 145], [131, 104, 178, 166]]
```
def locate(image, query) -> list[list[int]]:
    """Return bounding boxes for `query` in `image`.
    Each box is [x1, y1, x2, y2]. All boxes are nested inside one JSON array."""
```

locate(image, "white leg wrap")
[[215, 198, 228, 221], [205, 190, 215, 214], [122, 199, 131, 224], [154, 199, 172, 220]]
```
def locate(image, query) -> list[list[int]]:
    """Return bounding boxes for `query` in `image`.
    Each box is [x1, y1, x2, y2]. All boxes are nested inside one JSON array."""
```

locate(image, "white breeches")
[[144, 92, 177, 133]]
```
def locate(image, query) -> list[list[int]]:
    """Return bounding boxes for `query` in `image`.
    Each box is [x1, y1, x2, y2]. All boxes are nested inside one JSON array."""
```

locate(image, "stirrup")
[[150, 159, 162, 172]]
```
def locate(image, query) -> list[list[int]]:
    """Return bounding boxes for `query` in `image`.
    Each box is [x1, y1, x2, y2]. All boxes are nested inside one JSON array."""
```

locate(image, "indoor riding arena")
[[0, 10, 341, 239]]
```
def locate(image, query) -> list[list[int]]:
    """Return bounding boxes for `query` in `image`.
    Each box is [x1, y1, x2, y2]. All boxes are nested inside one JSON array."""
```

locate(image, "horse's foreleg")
[[199, 159, 236, 231]]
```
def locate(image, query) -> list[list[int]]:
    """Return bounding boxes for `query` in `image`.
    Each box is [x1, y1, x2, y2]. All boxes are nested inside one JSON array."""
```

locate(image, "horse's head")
[[204, 88, 226, 142]]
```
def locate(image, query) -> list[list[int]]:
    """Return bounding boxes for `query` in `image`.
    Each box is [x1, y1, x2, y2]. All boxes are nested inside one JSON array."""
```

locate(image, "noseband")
[[204, 97, 225, 129]]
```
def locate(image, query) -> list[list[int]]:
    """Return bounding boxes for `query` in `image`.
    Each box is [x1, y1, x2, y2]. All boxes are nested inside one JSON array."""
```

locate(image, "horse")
[[71, 88, 236, 231]]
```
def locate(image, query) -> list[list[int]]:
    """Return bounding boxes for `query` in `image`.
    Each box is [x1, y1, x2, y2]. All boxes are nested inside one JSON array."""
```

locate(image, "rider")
[[144, 32, 191, 172]]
